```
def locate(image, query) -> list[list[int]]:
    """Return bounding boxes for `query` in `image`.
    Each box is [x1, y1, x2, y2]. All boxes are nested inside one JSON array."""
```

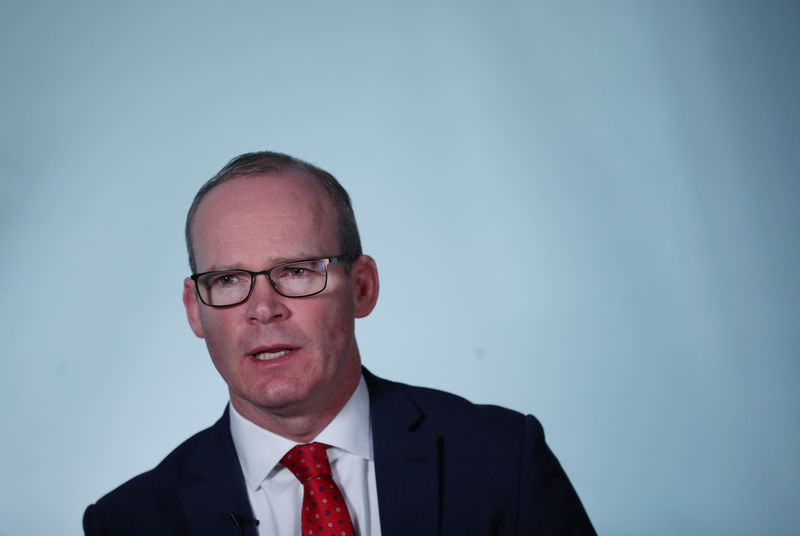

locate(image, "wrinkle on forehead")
[[191, 172, 339, 271]]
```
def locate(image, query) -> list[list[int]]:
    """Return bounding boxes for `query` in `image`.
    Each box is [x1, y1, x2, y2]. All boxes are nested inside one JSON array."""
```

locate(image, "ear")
[[350, 255, 379, 318], [183, 277, 206, 338]]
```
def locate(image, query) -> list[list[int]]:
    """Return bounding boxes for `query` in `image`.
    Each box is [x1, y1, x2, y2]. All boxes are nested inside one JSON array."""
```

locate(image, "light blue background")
[[1, 2, 798, 534]]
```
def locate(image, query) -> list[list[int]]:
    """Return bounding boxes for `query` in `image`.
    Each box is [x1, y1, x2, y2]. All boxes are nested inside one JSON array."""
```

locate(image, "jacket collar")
[[364, 368, 441, 536], [176, 371, 442, 536], [179, 407, 259, 536]]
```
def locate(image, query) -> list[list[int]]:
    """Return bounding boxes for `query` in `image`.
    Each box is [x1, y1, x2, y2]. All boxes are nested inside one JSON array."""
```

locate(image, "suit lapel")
[[178, 409, 258, 536], [365, 369, 440, 536], [174, 375, 442, 536]]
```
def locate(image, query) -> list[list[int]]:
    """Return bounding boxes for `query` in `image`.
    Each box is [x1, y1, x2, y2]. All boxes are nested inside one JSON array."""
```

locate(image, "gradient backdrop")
[[1, 2, 799, 534]]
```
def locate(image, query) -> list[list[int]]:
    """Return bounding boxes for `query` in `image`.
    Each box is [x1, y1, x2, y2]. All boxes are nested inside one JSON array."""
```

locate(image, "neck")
[[230, 366, 362, 443]]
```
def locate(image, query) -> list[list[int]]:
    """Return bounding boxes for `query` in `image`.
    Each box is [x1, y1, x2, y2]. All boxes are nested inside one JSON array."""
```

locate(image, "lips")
[[252, 348, 292, 361], [248, 343, 298, 361]]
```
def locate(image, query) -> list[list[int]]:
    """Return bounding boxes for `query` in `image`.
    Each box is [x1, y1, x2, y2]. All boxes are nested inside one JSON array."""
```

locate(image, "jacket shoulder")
[[83, 412, 232, 534], [102, 416, 222, 498], [366, 370, 536, 435], [364, 370, 596, 535]]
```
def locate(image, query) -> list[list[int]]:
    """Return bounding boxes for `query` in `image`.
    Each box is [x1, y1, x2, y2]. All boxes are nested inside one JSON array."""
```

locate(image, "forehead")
[[191, 171, 339, 269]]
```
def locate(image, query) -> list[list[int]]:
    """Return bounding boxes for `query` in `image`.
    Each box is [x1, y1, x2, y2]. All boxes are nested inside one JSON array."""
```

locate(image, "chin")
[[245, 379, 313, 410]]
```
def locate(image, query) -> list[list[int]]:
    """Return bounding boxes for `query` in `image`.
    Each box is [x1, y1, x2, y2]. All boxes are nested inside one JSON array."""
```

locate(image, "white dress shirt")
[[229, 375, 382, 536]]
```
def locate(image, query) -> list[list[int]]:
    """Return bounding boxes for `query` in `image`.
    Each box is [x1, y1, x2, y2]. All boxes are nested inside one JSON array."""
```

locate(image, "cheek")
[[316, 302, 356, 351], [199, 312, 238, 361]]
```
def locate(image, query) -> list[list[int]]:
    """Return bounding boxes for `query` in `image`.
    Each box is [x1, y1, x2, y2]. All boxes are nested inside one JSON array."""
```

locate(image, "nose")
[[244, 273, 290, 323]]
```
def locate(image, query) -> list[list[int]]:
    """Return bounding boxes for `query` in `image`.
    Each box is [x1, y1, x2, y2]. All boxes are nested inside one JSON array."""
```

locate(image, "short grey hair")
[[185, 151, 362, 273]]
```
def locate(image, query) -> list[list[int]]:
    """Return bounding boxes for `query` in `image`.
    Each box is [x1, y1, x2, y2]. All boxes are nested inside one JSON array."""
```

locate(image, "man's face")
[[183, 172, 377, 428]]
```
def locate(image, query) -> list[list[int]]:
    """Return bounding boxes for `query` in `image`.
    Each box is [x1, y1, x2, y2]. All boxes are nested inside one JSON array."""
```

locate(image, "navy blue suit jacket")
[[84, 369, 595, 535]]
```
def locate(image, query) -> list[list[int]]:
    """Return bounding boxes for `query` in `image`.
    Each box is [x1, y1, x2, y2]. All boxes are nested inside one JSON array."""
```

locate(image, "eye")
[[209, 272, 242, 287], [273, 261, 324, 282], [288, 267, 307, 277], [219, 274, 237, 285]]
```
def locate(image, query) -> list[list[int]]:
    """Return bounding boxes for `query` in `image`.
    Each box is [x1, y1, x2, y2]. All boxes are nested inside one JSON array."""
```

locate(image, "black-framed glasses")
[[191, 254, 355, 307]]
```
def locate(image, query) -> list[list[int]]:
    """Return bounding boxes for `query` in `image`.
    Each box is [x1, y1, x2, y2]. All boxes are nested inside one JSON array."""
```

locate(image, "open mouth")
[[252, 349, 293, 361]]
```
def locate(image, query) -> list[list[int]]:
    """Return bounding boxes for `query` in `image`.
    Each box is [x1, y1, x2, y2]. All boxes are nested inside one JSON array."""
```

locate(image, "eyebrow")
[[203, 254, 327, 273]]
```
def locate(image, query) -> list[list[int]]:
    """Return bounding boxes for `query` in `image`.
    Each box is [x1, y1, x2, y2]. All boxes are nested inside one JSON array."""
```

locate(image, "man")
[[84, 151, 595, 535]]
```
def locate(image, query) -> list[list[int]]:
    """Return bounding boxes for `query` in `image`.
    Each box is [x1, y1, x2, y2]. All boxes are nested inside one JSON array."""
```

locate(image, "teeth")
[[253, 349, 291, 361]]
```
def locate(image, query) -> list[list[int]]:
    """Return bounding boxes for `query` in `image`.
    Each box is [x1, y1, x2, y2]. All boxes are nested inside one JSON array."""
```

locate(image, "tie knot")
[[280, 442, 334, 484]]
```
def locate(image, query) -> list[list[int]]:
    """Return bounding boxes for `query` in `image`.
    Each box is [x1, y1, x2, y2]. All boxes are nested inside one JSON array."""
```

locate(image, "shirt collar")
[[229, 374, 372, 492]]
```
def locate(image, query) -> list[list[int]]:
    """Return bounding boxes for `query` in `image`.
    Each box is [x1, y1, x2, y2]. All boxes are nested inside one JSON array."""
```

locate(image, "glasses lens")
[[271, 260, 328, 297], [196, 270, 252, 306]]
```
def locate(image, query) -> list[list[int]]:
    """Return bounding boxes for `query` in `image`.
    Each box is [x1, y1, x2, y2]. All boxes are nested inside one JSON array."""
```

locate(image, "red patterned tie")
[[280, 443, 357, 536]]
